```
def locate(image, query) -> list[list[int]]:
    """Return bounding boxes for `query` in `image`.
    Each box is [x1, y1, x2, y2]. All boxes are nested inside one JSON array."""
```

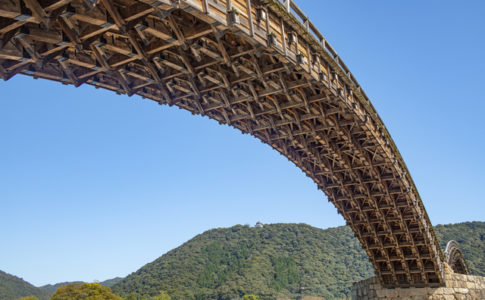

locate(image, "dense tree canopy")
[[112, 222, 485, 300], [242, 295, 260, 300], [152, 291, 171, 300], [50, 283, 121, 300], [0, 270, 51, 300], [112, 223, 374, 299]]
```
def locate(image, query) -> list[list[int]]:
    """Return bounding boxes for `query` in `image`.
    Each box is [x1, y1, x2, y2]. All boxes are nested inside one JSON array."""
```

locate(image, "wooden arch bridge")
[[0, 0, 468, 288]]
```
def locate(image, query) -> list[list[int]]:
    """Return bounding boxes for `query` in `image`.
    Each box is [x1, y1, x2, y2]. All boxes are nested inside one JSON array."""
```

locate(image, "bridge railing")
[[274, 0, 372, 107]]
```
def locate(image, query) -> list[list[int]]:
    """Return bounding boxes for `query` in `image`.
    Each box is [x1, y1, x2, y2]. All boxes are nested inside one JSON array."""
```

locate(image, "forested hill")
[[1, 222, 483, 299], [0, 273, 122, 300], [0, 270, 51, 300], [112, 224, 374, 299], [112, 222, 485, 300]]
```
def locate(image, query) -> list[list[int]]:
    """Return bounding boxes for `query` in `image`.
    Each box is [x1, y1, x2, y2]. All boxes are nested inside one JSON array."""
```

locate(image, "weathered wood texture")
[[444, 241, 469, 276], [0, 0, 447, 287]]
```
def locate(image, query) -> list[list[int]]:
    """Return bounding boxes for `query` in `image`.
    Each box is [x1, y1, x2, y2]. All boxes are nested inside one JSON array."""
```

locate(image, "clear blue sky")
[[1, 0, 484, 287]]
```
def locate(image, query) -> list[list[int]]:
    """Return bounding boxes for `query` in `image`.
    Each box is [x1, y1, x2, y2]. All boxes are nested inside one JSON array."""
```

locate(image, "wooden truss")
[[0, 0, 447, 288]]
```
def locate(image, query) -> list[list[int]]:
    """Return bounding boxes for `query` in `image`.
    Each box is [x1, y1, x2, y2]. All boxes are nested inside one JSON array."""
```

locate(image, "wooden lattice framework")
[[0, 0, 448, 287]]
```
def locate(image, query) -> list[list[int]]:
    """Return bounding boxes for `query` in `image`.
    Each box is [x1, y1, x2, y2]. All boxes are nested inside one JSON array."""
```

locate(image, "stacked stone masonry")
[[352, 265, 485, 299]]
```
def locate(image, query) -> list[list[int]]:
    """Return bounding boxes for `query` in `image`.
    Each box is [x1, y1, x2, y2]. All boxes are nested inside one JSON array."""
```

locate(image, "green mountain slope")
[[112, 222, 485, 300], [112, 223, 373, 299], [100, 277, 124, 288], [0, 274, 123, 300], [0, 270, 51, 300]]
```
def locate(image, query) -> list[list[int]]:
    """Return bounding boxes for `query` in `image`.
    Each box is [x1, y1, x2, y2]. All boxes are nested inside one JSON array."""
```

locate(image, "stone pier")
[[352, 265, 485, 299]]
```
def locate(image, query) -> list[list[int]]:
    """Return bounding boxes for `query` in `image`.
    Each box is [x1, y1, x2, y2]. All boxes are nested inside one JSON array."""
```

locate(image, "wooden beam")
[[22, 0, 50, 28], [0, 62, 8, 80], [101, 0, 126, 31]]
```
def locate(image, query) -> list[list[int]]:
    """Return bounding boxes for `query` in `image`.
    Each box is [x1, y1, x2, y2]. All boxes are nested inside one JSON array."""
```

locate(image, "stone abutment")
[[352, 265, 485, 299]]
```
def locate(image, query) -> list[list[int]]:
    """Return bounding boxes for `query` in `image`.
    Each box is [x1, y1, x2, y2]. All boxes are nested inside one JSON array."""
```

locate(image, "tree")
[[152, 291, 171, 300], [241, 295, 260, 300], [50, 283, 122, 300], [125, 293, 137, 300], [19, 296, 38, 300]]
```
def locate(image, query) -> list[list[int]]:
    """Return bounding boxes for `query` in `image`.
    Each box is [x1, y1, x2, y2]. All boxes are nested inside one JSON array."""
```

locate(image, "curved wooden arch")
[[0, 0, 447, 287], [445, 241, 469, 275]]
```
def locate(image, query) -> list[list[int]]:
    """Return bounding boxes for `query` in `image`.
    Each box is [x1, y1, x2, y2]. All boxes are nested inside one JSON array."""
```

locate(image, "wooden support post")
[[211, 26, 232, 70], [15, 36, 42, 66], [167, 14, 187, 50], [201, 0, 209, 14], [246, 0, 254, 37], [281, 18, 287, 56], [264, 7, 270, 36], [284, 0, 290, 12], [90, 44, 131, 94], [58, 56, 80, 86], [57, 17, 81, 48], [0, 62, 7, 80], [0, 28, 18, 48], [306, 43, 311, 73], [126, 30, 146, 61], [101, 0, 126, 32]]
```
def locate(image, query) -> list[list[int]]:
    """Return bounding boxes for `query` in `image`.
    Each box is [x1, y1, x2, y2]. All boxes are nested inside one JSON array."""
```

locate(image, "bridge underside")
[[0, 0, 446, 287]]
